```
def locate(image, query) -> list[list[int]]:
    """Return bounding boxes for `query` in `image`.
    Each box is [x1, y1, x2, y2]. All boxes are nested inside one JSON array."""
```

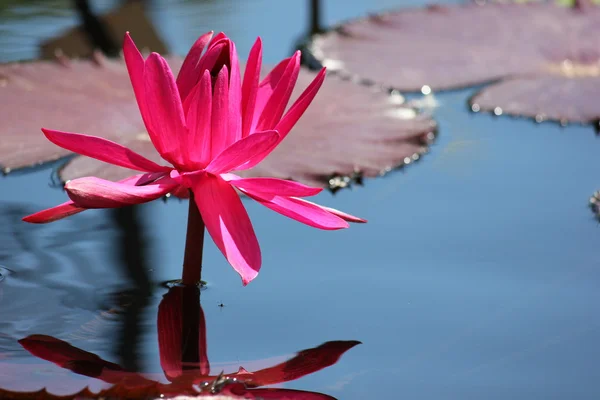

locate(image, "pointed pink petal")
[[228, 41, 243, 143], [176, 31, 214, 102], [144, 53, 188, 167], [22, 173, 170, 223], [191, 174, 261, 285], [171, 185, 191, 199], [227, 176, 322, 197], [275, 67, 327, 139], [183, 70, 212, 167], [254, 52, 301, 132], [241, 341, 361, 388], [195, 40, 227, 77], [243, 192, 349, 230], [210, 65, 230, 159], [237, 366, 251, 374], [42, 128, 170, 173], [205, 130, 279, 175], [18, 335, 152, 386], [241, 38, 263, 138], [65, 176, 179, 208], [207, 32, 227, 48], [123, 32, 166, 157], [294, 197, 367, 223], [250, 58, 289, 133], [19, 334, 124, 376], [245, 389, 336, 400], [22, 201, 84, 224], [123, 33, 146, 103]]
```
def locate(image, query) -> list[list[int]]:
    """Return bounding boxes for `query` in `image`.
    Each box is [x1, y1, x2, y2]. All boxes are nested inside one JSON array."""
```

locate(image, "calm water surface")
[[1, 1, 600, 399]]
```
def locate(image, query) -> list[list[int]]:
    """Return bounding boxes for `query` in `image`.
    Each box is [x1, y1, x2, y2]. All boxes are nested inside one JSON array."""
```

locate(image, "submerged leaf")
[[309, 1, 600, 124], [0, 56, 436, 188]]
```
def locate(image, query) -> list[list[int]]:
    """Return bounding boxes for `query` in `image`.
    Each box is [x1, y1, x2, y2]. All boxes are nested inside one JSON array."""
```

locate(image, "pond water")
[[2, 0, 600, 399]]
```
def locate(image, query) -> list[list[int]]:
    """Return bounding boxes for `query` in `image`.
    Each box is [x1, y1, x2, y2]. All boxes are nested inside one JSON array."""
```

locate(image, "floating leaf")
[[309, 1, 600, 124], [0, 56, 436, 189], [239, 72, 436, 189], [469, 73, 600, 124], [0, 54, 178, 174]]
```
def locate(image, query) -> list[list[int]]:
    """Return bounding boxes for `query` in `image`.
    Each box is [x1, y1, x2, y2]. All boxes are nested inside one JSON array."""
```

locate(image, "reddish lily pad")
[[0, 55, 436, 189], [309, 1, 600, 124], [0, 53, 179, 174]]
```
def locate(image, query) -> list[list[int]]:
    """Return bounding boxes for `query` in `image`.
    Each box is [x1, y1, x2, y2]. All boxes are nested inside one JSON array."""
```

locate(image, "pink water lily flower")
[[23, 32, 365, 285]]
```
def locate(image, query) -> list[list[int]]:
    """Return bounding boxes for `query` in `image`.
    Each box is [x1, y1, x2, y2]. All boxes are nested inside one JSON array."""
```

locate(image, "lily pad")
[[0, 53, 177, 174], [0, 55, 436, 189], [309, 1, 600, 124]]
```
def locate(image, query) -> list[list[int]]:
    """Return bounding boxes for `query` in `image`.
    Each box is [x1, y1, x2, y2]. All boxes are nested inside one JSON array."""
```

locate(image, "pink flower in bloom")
[[23, 32, 365, 285]]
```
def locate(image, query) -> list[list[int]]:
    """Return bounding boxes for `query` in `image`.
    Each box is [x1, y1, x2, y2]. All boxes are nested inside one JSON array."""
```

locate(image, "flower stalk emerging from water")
[[23, 31, 365, 285], [182, 191, 205, 286]]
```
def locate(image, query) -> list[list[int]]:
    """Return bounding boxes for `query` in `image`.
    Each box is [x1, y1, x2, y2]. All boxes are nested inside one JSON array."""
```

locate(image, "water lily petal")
[[22, 173, 170, 223], [249, 58, 288, 133], [210, 65, 230, 159], [244, 389, 336, 400], [293, 198, 366, 223], [207, 32, 227, 48], [123, 32, 167, 157], [144, 53, 188, 167], [65, 176, 179, 208], [275, 67, 326, 140], [22, 201, 85, 224], [42, 128, 170, 173], [205, 130, 279, 174], [176, 31, 214, 102], [241, 37, 262, 138], [243, 191, 349, 230], [228, 40, 243, 144], [191, 174, 260, 285], [19, 334, 124, 374], [227, 176, 322, 197], [239, 341, 361, 388], [183, 69, 212, 167], [18, 335, 152, 386], [254, 51, 301, 132], [196, 38, 228, 77]]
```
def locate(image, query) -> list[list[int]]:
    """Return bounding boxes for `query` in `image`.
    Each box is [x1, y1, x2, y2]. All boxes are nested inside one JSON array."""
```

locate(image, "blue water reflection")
[[1, 0, 600, 399]]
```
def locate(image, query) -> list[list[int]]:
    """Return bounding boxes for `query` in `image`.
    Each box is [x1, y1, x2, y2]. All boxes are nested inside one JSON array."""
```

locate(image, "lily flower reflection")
[[17, 286, 360, 399]]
